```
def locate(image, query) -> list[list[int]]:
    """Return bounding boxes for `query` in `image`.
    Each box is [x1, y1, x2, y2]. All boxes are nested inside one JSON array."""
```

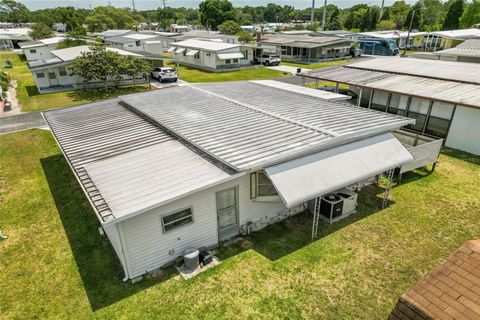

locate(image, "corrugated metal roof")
[[250, 80, 350, 101], [173, 39, 240, 51], [120, 82, 413, 171], [302, 66, 480, 109], [84, 140, 231, 219], [346, 58, 480, 85], [434, 39, 480, 57], [43, 99, 172, 222]]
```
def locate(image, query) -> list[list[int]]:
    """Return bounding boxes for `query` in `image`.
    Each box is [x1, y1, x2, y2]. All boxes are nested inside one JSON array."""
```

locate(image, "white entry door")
[[216, 187, 239, 241]]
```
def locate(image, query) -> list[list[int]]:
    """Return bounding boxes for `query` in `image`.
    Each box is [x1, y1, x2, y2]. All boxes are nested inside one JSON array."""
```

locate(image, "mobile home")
[[43, 80, 415, 281]]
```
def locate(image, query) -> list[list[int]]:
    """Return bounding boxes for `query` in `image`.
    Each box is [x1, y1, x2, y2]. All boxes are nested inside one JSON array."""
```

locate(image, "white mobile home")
[[0, 27, 31, 50], [170, 39, 253, 71], [258, 34, 353, 63], [104, 33, 174, 53], [29, 45, 145, 93], [299, 58, 480, 155], [19, 36, 66, 62], [43, 80, 415, 280]]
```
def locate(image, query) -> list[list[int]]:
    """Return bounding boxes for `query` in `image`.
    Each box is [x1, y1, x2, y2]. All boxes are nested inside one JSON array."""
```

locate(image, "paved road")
[[0, 111, 46, 134]]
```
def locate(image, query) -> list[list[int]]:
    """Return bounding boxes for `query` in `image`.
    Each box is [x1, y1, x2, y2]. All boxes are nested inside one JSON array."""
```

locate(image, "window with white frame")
[[58, 67, 67, 76], [30, 49, 37, 53], [233, 58, 239, 63], [36, 72, 45, 78], [250, 171, 278, 199], [161, 207, 193, 232], [225, 59, 231, 64]]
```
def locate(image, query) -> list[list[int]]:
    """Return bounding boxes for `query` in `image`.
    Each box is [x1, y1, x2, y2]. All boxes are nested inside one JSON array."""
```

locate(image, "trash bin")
[[297, 68, 302, 74]]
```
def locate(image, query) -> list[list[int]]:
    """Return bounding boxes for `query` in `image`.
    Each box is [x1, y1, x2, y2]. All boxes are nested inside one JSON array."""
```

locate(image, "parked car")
[[255, 54, 281, 66], [151, 67, 177, 82]]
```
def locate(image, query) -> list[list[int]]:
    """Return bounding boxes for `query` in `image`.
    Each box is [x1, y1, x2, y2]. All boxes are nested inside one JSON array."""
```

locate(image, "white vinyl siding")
[[119, 173, 297, 278], [446, 105, 480, 155]]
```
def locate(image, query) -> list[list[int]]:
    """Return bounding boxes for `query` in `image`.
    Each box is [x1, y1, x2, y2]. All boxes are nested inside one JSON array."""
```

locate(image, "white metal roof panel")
[[123, 33, 158, 40], [43, 99, 173, 222], [217, 52, 244, 59], [175, 48, 186, 54], [265, 132, 413, 208], [173, 39, 240, 51], [302, 66, 480, 109], [186, 49, 199, 56], [120, 82, 414, 171], [250, 80, 350, 101], [346, 58, 480, 85], [84, 141, 231, 219]]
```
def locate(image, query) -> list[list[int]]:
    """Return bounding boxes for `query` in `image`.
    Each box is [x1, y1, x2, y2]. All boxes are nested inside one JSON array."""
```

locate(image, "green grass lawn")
[[282, 58, 357, 70], [176, 64, 288, 83], [1, 129, 479, 319], [0, 53, 150, 112]]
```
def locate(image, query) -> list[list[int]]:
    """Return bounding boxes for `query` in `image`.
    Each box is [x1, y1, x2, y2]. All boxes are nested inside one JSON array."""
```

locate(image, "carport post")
[[382, 169, 395, 208], [335, 82, 339, 93], [357, 88, 363, 107], [176, 61, 180, 80]]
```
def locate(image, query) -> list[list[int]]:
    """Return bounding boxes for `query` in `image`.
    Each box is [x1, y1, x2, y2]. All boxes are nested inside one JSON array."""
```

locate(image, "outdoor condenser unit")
[[320, 188, 358, 223]]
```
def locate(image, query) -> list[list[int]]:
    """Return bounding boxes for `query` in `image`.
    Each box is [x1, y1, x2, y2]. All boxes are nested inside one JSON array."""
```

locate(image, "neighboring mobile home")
[[0, 28, 31, 50], [257, 34, 353, 63], [433, 39, 480, 63], [299, 57, 480, 155], [43, 80, 415, 281], [28, 45, 145, 93], [104, 33, 169, 53], [19, 36, 66, 62], [169, 39, 253, 71]]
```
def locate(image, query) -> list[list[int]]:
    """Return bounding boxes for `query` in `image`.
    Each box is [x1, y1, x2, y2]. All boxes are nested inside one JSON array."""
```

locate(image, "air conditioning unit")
[[319, 188, 358, 223]]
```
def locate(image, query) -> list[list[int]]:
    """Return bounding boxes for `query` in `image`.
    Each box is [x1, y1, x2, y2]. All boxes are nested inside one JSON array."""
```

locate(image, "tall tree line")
[[1, 0, 479, 33]]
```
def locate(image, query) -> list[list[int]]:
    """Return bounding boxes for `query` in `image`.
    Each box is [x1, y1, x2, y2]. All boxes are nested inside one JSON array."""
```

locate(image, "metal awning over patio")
[[186, 49, 199, 56], [217, 52, 244, 60], [265, 133, 413, 208], [166, 47, 176, 52], [175, 48, 186, 54]]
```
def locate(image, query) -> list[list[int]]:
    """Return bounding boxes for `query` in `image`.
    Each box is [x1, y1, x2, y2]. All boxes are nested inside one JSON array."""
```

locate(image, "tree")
[[327, 7, 341, 30], [218, 20, 241, 35], [57, 26, 87, 49], [236, 30, 253, 43], [377, 20, 397, 30], [404, 1, 424, 30], [85, 6, 137, 32], [120, 56, 152, 89], [306, 22, 320, 31], [199, 0, 235, 30], [422, 0, 444, 30], [85, 14, 116, 32], [443, 0, 464, 30], [71, 44, 122, 91], [389, 0, 411, 29], [53, 7, 85, 31], [29, 23, 54, 40], [459, 0, 480, 28], [0, 0, 30, 23], [0, 71, 10, 99], [293, 24, 305, 30]]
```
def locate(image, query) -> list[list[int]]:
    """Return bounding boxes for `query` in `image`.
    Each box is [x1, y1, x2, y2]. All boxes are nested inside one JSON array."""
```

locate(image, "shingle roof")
[[389, 240, 480, 320]]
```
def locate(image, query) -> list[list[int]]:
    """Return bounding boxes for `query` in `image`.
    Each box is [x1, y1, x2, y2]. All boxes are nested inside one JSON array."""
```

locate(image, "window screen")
[[407, 97, 431, 132], [30, 49, 37, 53], [424, 102, 454, 138], [36, 72, 45, 78], [388, 94, 409, 116], [370, 90, 389, 112], [58, 67, 67, 76], [162, 208, 193, 232], [257, 172, 278, 196], [48, 72, 56, 80]]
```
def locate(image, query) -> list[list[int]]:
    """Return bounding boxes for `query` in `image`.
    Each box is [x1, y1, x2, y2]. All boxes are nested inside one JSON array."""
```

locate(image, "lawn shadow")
[[441, 147, 480, 165], [41, 154, 175, 311], [25, 85, 41, 97], [218, 184, 393, 261]]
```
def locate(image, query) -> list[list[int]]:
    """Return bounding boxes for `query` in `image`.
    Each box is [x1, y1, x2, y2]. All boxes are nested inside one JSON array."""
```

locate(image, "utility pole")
[[321, 0, 327, 31], [311, 0, 315, 22], [132, 0, 136, 10], [379, 0, 385, 21], [403, 10, 415, 56], [163, 0, 166, 9]]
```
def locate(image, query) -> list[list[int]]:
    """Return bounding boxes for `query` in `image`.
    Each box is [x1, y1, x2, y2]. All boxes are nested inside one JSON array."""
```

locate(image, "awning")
[[264, 133, 413, 208], [166, 47, 175, 52], [186, 49, 199, 56], [217, 52, 244, 60], [174, 48, 185, 54]]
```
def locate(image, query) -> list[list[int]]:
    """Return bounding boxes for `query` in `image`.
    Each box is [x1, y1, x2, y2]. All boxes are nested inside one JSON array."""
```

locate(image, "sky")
[[18, 0, 419, 11]]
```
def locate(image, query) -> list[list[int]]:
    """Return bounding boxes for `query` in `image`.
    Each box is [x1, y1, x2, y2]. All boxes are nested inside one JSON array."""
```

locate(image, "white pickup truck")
[[255, 54, 281, 66]]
